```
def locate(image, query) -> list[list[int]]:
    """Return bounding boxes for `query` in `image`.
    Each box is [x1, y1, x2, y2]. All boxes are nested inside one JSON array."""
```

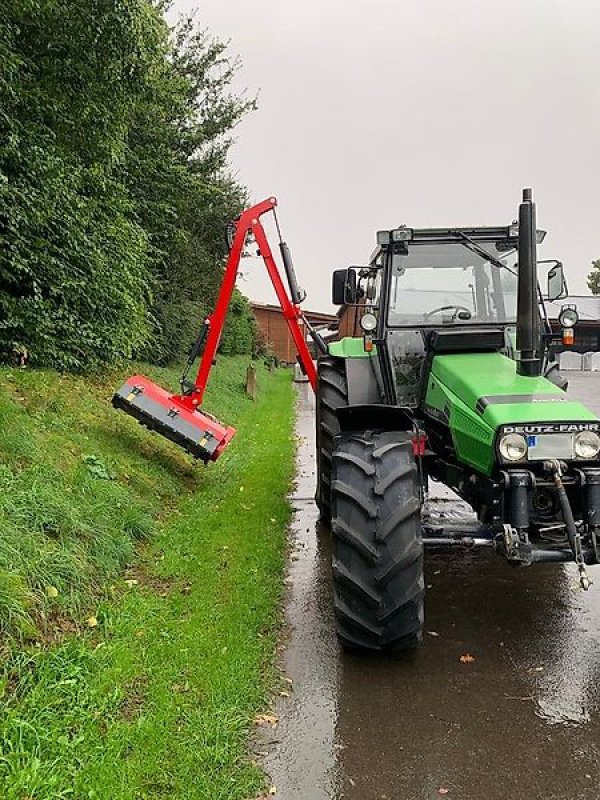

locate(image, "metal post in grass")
[[245, 363, 257, 400]]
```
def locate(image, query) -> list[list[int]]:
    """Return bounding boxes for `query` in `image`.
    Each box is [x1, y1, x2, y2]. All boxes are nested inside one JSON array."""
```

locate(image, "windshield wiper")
[[454, 232, 517, 276]]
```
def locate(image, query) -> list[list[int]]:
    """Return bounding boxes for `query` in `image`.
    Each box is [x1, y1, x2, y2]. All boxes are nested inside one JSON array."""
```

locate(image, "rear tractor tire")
[[316, 356, 348, 523], [331, 430, 424, 651]]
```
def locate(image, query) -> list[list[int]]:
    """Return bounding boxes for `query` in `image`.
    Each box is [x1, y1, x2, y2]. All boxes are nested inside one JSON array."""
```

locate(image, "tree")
[[0, 3, 256, 370], [217, 288, 258, 355], [587, 259, 600, 295], [0, 0, 163, 369], [125, 14, 256, 363]]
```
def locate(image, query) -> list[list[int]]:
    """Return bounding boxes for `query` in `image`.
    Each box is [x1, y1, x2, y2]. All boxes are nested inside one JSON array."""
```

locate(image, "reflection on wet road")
[[265, 373, 600, 800]]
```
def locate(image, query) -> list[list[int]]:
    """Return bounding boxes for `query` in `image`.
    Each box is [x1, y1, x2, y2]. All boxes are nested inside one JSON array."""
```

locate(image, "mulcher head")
[[112, 375, 235, 462]]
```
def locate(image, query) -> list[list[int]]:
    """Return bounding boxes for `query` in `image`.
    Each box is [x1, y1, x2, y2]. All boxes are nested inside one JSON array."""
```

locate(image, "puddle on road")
[[531, 562, 600, 728], [264, 381, 600, 800], [262, 382, 339, 798]]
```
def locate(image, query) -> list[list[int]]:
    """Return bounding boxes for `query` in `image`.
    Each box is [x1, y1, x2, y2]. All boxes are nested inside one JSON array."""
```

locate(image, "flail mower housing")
[[112, 374, 235, 462]]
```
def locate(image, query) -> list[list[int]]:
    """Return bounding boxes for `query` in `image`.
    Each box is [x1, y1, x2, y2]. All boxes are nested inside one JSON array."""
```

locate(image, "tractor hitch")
[[494, 462, 596, 589], [495, 522, 597, 580]]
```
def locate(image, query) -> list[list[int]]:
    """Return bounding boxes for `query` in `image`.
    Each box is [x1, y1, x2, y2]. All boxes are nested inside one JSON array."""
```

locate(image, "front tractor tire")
[[331, 431, 424, 651], [316, 356, 348, 523]]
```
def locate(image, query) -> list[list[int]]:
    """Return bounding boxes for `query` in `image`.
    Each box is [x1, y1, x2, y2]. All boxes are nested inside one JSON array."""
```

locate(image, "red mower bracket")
[[112, 197, 318, 462]]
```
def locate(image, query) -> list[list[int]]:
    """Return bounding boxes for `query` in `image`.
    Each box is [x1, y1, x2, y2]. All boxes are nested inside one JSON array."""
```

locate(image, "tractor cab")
[[333, 224, 571, 407]]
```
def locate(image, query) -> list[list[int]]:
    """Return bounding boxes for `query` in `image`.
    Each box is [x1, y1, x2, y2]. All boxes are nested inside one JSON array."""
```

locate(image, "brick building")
[[251, 302, 337, 363], [336, 301, 366, 339]]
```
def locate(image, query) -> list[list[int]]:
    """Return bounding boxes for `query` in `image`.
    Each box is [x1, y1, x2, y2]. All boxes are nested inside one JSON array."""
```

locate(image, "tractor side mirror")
[[546, 262, 568, 301], [332, 269, 357, 305]]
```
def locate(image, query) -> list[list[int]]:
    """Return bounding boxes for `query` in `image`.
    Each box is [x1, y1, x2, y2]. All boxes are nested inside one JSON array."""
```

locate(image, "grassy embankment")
[[0, 357, 295, 799]]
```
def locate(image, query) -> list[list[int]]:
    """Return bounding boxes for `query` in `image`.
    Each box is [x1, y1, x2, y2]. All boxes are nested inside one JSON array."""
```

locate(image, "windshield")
[[387, 242, 517, 327]]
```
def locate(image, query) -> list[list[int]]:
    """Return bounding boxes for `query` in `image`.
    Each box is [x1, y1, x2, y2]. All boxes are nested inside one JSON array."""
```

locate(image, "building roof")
[[250, 301, 338, 324]]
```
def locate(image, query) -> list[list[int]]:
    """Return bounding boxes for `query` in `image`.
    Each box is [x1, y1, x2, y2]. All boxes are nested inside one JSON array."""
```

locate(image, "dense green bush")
[[0, 1, 255, 370], [1, 145, 151, 369], [218, 288, 258, 356]]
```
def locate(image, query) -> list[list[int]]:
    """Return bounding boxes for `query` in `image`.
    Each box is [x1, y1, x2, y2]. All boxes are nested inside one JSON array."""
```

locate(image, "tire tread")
[[331, 430, 424, 651], [316, 357, 348, 522]]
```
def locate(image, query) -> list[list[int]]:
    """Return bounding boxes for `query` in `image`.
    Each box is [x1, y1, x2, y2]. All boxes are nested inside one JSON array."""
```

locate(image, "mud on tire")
[[316, 356, 348, 523], [331, 430, 424, 651]]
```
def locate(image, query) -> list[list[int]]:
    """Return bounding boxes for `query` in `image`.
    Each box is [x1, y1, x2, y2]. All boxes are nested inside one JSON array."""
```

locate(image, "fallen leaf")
[[46, 585, 59, 598], [253, 713, 278, 728], [459, 653, 475, 663], [86, 616, 98, 628], [279, 690, 290, 698]]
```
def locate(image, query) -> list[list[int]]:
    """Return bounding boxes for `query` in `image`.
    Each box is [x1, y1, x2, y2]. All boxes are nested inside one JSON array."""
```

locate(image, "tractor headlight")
[[499, 432, 528, 462], [574, 430, 600, 459]]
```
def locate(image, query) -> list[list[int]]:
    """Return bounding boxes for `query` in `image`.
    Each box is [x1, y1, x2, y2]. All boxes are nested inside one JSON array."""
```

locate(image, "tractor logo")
[[502, 422, 600, 435]]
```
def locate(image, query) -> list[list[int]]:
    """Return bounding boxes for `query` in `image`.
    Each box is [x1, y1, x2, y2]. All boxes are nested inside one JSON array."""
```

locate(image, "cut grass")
[[0, 358, 296, 798]]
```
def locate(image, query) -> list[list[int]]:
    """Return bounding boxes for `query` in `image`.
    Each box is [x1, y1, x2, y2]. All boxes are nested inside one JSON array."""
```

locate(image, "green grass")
[[0, 358, 296, 799]]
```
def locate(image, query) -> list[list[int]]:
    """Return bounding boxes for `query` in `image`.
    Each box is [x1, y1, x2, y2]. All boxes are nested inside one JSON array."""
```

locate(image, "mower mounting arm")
[[187, 197, 317, 409]]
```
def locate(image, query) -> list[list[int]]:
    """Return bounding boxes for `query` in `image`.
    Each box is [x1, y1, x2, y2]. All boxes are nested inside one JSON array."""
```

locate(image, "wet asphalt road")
[[263, 372, 600, 800]]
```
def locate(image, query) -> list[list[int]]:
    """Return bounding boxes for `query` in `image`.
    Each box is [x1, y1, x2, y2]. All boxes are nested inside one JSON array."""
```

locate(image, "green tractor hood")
[[425, 352, 598, 474]]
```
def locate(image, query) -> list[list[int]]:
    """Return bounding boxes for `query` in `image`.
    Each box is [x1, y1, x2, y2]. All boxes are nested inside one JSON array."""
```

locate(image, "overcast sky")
[[170, 0, 600, 312]]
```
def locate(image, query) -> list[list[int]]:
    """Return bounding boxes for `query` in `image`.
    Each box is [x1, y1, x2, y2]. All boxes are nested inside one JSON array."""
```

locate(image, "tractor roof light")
[[376, 227, 413, 245], [499, 432, 528, 462], [508, 223, 547, 243], [391, 227, 413, 242]]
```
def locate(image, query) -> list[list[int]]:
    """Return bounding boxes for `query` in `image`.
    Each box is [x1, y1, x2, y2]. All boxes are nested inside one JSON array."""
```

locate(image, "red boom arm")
[[176, 197, 317, 412]]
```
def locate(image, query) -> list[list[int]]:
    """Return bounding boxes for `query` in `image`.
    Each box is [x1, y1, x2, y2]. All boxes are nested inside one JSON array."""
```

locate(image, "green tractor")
[[316, 188, 600, 651]]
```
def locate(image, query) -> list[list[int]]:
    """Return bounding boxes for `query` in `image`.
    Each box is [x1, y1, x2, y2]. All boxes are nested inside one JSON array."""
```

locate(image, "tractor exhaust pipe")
[[516, 188, 541, 377]]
